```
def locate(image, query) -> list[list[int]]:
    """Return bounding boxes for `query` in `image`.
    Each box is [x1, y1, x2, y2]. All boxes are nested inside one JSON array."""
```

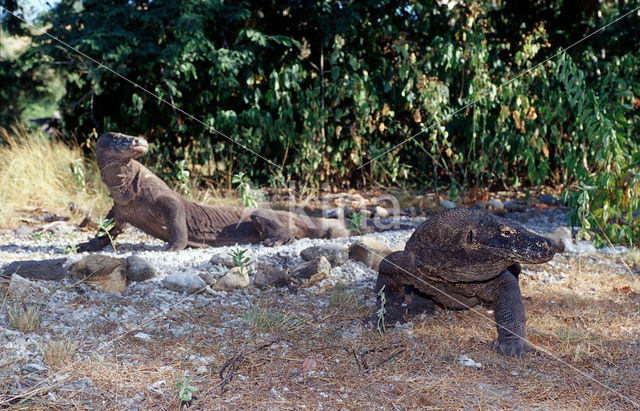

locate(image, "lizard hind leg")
[[250, 209, 295, 247]]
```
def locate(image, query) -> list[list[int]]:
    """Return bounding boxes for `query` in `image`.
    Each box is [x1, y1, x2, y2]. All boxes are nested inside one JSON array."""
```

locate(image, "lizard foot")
[[77, 237, 110, 252], [261, 236, 294, 247], [491, 337, 532, 357]]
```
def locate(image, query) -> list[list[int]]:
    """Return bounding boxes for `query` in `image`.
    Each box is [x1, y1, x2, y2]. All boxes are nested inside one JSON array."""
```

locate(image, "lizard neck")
[[98, 156, 140, 205]]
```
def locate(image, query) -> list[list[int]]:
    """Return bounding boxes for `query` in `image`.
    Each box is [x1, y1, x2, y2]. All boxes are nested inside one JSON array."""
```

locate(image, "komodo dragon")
[[79, 132, 392, 252], [373, 208, 556, 357]]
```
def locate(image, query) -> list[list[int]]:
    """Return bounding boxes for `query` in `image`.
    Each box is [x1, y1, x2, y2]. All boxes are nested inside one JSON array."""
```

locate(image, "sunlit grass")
[[0, 126, 111, 227]]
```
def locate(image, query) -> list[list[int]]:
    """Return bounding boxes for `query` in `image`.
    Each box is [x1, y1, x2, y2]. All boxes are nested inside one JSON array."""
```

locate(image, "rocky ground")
[[1, 205, 639, 409]]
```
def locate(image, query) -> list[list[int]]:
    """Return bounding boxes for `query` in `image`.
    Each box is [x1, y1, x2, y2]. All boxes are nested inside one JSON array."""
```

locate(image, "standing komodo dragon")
[[374, 208, 556, 357], [79, 132, 358, 252]]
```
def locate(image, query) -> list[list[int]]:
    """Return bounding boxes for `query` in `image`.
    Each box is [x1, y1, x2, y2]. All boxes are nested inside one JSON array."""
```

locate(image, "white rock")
[[8, 274, 50, 302], [163, 274, 208, 294], [212, 267, 250, 291], [457, 354, 482, 369], [374, 206, 390, 218], [133, 332, 153, 342], [440, 200, 457, 209], [562, 239, 596, 254]]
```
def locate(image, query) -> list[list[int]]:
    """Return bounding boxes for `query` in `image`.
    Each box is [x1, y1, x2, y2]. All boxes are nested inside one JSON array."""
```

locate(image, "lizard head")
[[462, 213, 557, 264], [97, 132, 149, 161], [408, 208, 556, 280]]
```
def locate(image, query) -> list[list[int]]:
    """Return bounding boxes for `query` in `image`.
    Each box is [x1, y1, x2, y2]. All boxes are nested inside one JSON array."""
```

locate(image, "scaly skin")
[[374, 208, 556, 357], [79, 132, 351, 251]]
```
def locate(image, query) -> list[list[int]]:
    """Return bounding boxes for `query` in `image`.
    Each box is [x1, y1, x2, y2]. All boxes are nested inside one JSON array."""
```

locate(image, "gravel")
[[0, 207, 628, 402]]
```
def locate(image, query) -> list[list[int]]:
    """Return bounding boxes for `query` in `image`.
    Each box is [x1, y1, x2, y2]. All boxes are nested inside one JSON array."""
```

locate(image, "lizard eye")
[[501, 227, 517, 237]]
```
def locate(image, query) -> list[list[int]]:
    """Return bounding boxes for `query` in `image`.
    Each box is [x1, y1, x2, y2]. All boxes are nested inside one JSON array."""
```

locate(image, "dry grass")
[[0, 127, 243, 228], [7, 252, 633, 410], [0, 126, 111, 227], [41, 339, 78, 369], [7, 304, 41, 333]]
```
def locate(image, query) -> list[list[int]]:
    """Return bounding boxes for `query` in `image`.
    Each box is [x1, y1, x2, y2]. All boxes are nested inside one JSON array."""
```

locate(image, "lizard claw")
[[491, 337, 531, 357], [261, 236, 294, 247]]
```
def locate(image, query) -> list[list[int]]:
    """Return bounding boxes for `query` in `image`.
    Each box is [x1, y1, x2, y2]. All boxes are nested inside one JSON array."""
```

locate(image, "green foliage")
[[96, 216, 116, 252], [348, 212, 363, 234], [2, 1, 640, 244], [228, 247, 253, 276], [174, 159, 191, 198], [376, 285, 387, 337], [232, 172, 264, 208], [174, 375, 197, 407]]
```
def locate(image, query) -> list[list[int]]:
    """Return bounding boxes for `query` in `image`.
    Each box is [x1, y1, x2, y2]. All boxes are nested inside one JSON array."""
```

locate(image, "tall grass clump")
[[0, 126, 111, 227]]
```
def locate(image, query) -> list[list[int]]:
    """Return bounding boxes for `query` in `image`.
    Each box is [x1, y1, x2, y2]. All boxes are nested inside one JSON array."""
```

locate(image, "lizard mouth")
[[130, 138, 149, 153]]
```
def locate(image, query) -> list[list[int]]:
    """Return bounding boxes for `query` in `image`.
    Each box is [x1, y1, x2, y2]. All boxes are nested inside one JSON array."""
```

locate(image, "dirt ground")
[[1, 244, 639, 410]]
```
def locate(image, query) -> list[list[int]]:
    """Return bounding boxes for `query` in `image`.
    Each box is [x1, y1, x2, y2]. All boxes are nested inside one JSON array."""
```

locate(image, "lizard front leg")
[[372, 251, 418, 325], [475, 270, 530, 357], [159, 196, 188, 251], [77, 207, 127, 252]]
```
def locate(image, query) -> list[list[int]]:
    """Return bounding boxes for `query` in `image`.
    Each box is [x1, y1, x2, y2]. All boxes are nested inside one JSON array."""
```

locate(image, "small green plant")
[[62, 231, 79, 254], [565, 184, 595, 241], [349, 212, 363, 233], [175, 375, 198, 408], [41, 338, 78, 369], [8, 304, 41, 333], [376, 285, 387, 337], [232, 172, 264, 208], [96, 216, 117, 252], [229, 248, 253, 276], [175, 159, 191, 198], [71, 158, 86, 192]]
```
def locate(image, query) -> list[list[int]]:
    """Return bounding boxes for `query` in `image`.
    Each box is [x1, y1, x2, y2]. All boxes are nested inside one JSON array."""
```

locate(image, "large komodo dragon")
[[374, 208, 556, 357], [79, 132, 391, 252]]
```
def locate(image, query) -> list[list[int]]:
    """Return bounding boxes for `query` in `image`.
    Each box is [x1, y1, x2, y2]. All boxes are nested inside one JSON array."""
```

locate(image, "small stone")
[[46, 222, 75, 236], [3, 258, 68, 281], [348, 238, 393, 270], [197, 365, 208, 374], [8, 274, 51, 302], [133, 332, 152, 342], [374, 206, 389, 218], [325, 206, 353, 219], [69, 255, 127, 293], [486, 199, 504, 210], [404, 206, 416, 216], [253, 263, 290, 289], [563, 240, 596, 254], [290, 257, 331, 288], [300, 245, 348, 267], [209, 252, 238, 268], [539, 193, 559, 206], [198, 272, 224, 286], [504, 199, 528, 213], [23, 363, 47, 373], [439, 200, 457, 209], [539, 227, 571, 253], [301, 357, 317, 375], [125, 255, 157, 282], [163, 273, 208, 294], [13, 226, 33, 238], [471, 201, 486, 210], [359, 209, 373, 218], [458, 354, 482, 369], [212, 267, 250, 291]]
